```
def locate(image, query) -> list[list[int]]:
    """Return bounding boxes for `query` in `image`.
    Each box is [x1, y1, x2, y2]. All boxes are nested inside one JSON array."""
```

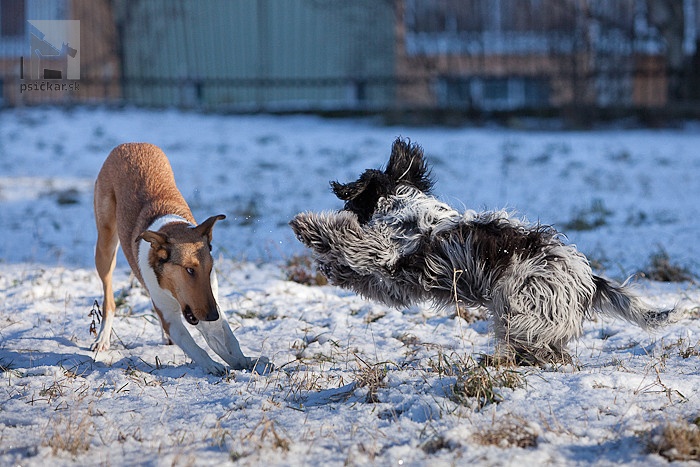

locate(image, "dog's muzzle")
[[183, 305, 219, 325]]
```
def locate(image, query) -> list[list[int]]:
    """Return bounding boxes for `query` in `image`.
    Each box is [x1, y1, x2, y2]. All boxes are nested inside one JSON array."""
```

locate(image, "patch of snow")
[[0, 107, 698, 465]]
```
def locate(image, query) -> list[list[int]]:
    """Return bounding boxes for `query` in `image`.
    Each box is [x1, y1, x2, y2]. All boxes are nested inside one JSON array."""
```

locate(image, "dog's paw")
[[90, 339, 110, 352], [249, 356, 274, 375], [203, 360, 228, 376]]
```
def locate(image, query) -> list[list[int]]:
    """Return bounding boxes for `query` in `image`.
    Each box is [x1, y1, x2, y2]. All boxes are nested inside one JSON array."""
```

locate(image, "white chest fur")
[[137, 215, 190, 312]]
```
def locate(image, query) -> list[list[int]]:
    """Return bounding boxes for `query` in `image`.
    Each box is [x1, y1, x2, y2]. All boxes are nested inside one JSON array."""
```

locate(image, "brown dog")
[[93, 143, 270, 374]]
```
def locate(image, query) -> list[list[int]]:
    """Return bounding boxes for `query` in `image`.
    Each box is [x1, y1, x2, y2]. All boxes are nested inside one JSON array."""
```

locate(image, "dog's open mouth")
[[183, 305, 199, 325]]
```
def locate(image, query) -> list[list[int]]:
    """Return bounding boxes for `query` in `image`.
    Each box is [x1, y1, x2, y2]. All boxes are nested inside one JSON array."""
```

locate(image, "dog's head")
[[138, 214, 226, 325], [330, 138, 433, 224]]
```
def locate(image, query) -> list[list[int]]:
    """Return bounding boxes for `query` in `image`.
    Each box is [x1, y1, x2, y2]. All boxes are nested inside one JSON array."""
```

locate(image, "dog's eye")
[[185, 267, 195, 276]]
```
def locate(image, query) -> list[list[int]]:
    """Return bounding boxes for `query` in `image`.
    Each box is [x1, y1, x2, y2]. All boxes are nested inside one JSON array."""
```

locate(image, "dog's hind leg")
[[487, 325, 573, 367], [511, 345, 573, 367], [92, 188, 119, 352], [490, 263, 585, 366]]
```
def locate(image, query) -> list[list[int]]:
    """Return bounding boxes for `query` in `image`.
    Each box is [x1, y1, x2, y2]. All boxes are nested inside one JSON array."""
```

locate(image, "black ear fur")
[[331, 169, 385, 200], [385, 138, 433, 193], [328, 138, 433, 224], [330, 169, 392, 224]]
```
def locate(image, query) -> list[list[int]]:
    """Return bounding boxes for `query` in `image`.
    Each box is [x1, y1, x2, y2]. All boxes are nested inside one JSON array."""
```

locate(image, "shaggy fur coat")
[[291, 139, 670, 365]]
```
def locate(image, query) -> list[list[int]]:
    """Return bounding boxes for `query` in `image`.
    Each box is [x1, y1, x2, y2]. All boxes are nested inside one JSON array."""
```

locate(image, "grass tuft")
[[354, 355, 389, 403], [0, 358, 17, 373], [44, 411, 94, 456], [646, 417, 700, 461], [473, 414, 539, 448], [230, 415, 290, 461], [563, 199, 612, 231], [421, 435, 451, 454], [640, 249, 694, 283], [284, 253, 328, 286], [450, 362, 526, 410], [233, 198, 261, 226]]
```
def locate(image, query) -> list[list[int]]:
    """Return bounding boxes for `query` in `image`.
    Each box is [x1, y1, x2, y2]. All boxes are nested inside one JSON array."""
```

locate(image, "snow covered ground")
[[0, 107, 699, 465]]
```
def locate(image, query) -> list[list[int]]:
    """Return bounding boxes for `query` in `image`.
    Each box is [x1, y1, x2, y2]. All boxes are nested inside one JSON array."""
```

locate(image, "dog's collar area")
[[148, 214, 192, 232]]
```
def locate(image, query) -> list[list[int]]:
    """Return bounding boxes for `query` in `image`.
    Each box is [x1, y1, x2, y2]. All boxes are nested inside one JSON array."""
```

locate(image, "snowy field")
[[0, 107, 699, 465]]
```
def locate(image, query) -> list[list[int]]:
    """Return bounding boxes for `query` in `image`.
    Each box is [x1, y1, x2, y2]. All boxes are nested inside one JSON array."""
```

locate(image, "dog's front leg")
[[91, 311, 114, 352], [291, 211, 398, 275], [198, 271, 273, 374], [92, 225, 119, 352], [155, 304, 227, 376], [196, 318, 273, 374]]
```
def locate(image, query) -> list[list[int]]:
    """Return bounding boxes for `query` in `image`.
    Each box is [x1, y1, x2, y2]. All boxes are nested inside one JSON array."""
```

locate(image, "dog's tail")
[[592, 275, 672, 328]]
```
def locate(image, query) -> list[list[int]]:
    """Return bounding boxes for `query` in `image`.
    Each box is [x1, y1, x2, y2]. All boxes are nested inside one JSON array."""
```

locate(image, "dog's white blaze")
[[210, 266, 219, 302], [202, 268, 233, 356]]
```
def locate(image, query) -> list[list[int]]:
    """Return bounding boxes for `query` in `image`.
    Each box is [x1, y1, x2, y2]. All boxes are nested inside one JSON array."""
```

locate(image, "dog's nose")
[[205, 307, 219, 321]]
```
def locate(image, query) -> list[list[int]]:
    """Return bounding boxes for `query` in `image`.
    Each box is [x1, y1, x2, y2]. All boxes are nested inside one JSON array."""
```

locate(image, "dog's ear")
[[385, 138, 433, 193], [194, 214, 226, 243], [138, 231, 170, 261], [331, 170, 392, 224], [331, 170, 381, 201]]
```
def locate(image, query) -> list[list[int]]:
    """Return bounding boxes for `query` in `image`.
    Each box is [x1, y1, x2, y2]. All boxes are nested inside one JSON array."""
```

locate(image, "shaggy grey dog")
[[290, 138, 671, 365]]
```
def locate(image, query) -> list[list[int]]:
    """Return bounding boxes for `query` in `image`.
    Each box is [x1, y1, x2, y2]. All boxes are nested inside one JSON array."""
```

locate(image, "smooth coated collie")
[[93, 143, 270, 374]]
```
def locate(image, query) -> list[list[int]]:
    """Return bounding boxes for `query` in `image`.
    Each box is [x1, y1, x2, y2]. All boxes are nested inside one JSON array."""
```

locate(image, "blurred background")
[[1, 0, 699, 124]]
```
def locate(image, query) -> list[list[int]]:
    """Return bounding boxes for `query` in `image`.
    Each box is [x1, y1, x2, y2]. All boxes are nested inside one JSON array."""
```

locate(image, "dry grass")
[[88, 300, 101, 338], [419, 404, 539, 452], [473, 414, 539, 448], [284, 253, 328, 286], [563, 199, 613, 231], [657, 337, 700, 360], [230, 415, 290, 461], [641, 249, 694, 283], [450, 362, 526, 410], [430, 352, 526, 411], [0, 358, 21, 379], [680, 343, 700, 359], [420, 435, 452, 454], [280, 364, 335, 401], [646, 417, 700, 461], [44, 408, 95, 456], [354, 355, 389, 403]]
